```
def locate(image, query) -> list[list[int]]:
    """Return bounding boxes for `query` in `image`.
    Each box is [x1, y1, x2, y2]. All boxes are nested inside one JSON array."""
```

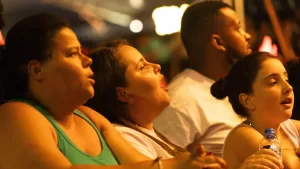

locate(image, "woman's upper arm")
[[0, 102, 72, 169], [78, 106, 150, 164], [223, 126, 263, 169]]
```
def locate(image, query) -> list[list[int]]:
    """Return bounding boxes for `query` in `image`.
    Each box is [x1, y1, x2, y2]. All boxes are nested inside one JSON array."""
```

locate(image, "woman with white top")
[[86, 40, 190, 159]]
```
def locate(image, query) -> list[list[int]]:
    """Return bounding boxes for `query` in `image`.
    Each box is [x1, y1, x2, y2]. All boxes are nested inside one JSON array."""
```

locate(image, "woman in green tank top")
[[0, 13, 227, 169]]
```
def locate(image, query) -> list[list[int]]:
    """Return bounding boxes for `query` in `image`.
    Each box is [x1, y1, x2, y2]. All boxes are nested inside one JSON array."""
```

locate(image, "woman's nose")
[[82, 54, 93, 68], [283, 81, 293, 95], [153, 63, 161, 74]]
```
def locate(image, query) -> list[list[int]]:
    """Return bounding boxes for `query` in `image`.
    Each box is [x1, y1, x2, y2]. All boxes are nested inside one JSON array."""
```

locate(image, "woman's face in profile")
[[118, 45, 170, 110], [38, 27, 95, 101], [248, 58, 294, 123]]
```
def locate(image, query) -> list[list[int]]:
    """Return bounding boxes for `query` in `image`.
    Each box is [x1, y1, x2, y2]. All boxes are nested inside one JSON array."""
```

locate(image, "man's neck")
[[196, 67, 219, 81], [190, 52, 228, 80], [192, 63, 226, 81]]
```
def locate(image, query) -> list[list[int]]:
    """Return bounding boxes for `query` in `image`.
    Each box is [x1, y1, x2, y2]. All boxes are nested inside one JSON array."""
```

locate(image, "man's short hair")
[[181, 1, 231, 60]]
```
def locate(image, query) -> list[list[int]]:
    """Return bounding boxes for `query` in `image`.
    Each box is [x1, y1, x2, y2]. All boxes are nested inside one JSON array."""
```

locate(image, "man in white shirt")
[[154, 1, 252, 156]]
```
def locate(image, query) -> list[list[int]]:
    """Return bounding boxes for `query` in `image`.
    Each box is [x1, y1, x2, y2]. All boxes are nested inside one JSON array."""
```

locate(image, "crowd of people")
[[0, 0, 299, 169]]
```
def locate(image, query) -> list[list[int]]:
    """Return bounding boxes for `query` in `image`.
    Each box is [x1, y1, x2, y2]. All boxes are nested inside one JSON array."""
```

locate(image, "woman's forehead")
[[257, 59, 286, 79], [118, 45, 144, 65], [52, 28, 81, 50]]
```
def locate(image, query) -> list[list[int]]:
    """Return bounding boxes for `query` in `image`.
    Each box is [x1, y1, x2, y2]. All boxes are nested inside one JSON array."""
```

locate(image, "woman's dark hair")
[[86, 40, 129, 124], [0, 13, 69, 103], [211, 52, 278, 117], [285, 58, 300, 120]]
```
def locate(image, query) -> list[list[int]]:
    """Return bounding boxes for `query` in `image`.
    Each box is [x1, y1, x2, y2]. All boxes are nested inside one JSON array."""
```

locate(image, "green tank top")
[[17, 99, 118, 165]]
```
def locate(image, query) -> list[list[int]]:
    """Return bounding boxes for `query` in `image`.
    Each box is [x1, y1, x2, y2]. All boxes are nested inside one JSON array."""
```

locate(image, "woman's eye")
[[69, 52, 79, 57], [269, 81, 277, 85]]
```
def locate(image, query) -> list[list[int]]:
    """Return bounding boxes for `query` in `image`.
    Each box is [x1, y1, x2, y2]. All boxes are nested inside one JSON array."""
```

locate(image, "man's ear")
[[116, 87, 130, 103], [27, 60, 45, 83], [211, 34, 226, 52], [239, 93, 255, 111]]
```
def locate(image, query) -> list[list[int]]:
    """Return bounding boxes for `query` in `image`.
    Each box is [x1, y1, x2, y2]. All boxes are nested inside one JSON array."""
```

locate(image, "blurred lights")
[[42, 0, 132, 27], [129, 0, 144, 9], [258, 36, 278, 56], [152, 4, 189, 36], [129, 19, 143, 33], [0, 31, 5, 45], [95, 6, 132, 27]]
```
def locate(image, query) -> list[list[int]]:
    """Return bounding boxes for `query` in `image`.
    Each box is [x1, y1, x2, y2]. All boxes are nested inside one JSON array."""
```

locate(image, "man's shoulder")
[[169, 69, 212, 94], [168, 79, 213, 107]]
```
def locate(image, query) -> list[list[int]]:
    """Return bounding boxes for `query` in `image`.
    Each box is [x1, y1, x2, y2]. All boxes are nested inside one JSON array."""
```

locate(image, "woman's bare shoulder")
[[0, 101, 56, 135], [224, 124, 263, 162], [0, 101, 44, 117]]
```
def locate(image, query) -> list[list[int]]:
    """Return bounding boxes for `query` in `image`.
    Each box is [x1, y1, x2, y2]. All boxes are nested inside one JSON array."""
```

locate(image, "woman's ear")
[[211, 34, 226, 52], [28, 60, 45, 82], [116, 87, 129, 102], [116, 87, 135, 104], [239, 93, 255, 112]]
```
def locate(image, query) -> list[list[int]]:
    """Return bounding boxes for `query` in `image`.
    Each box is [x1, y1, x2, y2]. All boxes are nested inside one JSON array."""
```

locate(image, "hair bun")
[[211, 78, 227, 99]]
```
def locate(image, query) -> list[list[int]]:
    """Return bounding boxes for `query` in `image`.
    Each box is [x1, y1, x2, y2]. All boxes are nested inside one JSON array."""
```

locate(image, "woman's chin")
[[280, 109, 293, 121], [161, 99, 170, 109]]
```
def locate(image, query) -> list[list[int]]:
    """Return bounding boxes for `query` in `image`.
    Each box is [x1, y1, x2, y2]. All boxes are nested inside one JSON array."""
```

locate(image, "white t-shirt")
[[154, 69, 242, 156], [114, 124, 174, 159], [281, 119, 300, 149]]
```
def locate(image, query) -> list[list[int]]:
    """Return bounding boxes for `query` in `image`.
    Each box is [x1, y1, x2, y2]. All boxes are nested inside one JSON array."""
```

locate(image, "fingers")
[[203, 156, 227, 168], [243, 153, 283, 169], [185, 133, 228, 169], [255, 158, 282, 169], [198, 144, 206, 155], [252, 149, 283, 168], [242, 164, 271, 169], [214, 157, 227, 168], [255, 149, 280, 157], [186, 132, 203, 155], [195, 156, 227, 169], [190, 144, 206, 158], [202, 163, 223, 169]]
